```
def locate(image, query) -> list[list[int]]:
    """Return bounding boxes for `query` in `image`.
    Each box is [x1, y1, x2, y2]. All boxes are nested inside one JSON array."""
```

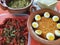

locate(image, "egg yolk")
[[48, 36, 54, 41], [54, 18, 59, 20], [46, 13, 49, 16], [57, 24, 60, 29], [32, 22, 38, 28], [35, 15, 41, 21], [33, 24, 37, 27], [35, 30, 42, 35], [37, 16, 41, 19], [57, 24, 60, 27], [36, 30, 41, 33]]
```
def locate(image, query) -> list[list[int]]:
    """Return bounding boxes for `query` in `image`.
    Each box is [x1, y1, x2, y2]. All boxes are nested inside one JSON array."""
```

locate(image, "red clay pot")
[[27, 8, 60, 45]]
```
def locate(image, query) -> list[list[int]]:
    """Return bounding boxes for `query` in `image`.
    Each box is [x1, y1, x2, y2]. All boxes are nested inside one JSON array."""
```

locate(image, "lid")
[[39, 0, 57, 6]]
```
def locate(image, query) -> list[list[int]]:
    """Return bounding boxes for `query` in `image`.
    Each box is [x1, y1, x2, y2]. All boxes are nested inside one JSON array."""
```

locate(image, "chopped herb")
[[7, 0, 30, 8]]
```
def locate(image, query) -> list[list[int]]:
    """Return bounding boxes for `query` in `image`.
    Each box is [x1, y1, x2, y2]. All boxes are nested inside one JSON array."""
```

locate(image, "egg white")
[[46, 32, 55, 41], [57, 23, 60, 29], [55, 30, 60, 37], [44, 12, 50, 18], [32, 22, 39, 28], [35, 30, 42, 35], [52, 16, 59, 22], [35, 15, 41, 21]]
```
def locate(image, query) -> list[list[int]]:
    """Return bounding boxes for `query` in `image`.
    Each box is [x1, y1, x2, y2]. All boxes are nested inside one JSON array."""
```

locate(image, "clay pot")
[[0, 0, 33, 14], [27, 8, 60, 45]]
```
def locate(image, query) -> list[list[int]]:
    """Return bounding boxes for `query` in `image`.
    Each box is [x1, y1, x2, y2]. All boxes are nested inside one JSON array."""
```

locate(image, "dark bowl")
[[0, 0, 33, 14]]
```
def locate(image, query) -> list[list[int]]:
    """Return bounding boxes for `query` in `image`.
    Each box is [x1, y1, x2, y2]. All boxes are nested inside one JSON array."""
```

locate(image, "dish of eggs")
[[32, 12, 60, 41]]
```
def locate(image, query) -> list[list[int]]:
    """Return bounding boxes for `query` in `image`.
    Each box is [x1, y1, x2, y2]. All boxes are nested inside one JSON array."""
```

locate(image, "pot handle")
[[30, 6, 37, 13], [0, 0, 7, 7]]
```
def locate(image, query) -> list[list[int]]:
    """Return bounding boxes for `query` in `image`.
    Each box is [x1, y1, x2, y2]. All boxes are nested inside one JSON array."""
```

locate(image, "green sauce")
[[7, 0, 30, 8]]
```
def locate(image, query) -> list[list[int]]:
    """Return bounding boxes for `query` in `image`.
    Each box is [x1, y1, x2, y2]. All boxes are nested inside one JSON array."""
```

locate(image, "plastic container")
[[37, 0, 57, 10]]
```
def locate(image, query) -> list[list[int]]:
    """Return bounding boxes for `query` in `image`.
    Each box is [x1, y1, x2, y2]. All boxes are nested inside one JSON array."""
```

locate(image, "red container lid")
[[56, 1, 60, 12]]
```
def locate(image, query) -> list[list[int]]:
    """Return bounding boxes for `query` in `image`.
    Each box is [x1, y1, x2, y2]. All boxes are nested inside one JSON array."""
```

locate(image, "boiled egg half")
[[55, 30, 60, 37], [44, 12, 50, 18], [35, 30, 42, 35], [46, 33, 55, 41], [52, 16, 59, 22], [32, 22, 39, 28], [35, 15, 41, 21], [57, 23, 60, 29]]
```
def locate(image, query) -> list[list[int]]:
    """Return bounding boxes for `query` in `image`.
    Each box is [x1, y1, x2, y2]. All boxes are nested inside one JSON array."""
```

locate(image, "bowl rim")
[[27, 9, 60, 44], [1, 0, 34, 10]]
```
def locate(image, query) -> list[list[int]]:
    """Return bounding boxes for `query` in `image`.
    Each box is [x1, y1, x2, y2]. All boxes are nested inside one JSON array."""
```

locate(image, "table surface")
[[0, 1, 60, 45]]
